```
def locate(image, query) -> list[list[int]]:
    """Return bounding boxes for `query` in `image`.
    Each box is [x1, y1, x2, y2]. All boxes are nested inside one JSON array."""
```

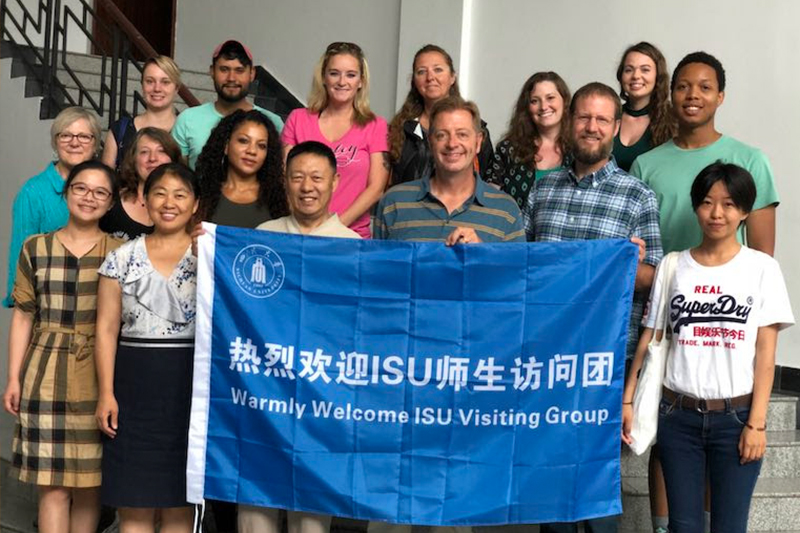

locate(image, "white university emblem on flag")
[[232, 244, 285, 298]]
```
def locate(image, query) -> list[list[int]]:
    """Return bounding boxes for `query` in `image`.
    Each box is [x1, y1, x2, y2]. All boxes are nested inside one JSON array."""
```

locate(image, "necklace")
[[623, 102, 650, 117]]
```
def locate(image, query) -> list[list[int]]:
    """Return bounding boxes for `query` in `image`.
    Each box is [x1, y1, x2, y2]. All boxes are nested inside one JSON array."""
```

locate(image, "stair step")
[[620, 395, 799, 531], [63, 87, 192, 117], [57, 71, 213, 107], [3, 42, 297, 123], [57, 49, 211, 85], [770, 394, 800, 431], [621, 477, 800, 532], [622, 430, 800, 479], [55, 63, 213, 94]]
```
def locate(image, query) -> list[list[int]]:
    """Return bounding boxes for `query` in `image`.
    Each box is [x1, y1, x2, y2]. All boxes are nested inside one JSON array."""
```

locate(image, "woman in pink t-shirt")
[[281, 42, 389, 238]]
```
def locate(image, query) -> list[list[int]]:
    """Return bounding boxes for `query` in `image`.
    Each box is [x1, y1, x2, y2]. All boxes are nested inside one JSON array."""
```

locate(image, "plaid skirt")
[[12, 329, 101, 487], [101, 336, 194, 508]]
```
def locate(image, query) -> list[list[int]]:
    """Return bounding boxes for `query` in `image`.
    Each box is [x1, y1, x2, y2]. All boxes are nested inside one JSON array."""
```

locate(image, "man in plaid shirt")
[[524, 82, 662, 533]]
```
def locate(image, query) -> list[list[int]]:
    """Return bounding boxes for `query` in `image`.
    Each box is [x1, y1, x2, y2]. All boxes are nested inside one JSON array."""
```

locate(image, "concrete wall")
[[173, 0, 403, 119], [394, 0, 466, 109], [466, 0, 800, 367], [4, 0, 93, 54], [172, 0, 800, 368], [0, 3, 797, 426], [0, 57, 56, 460]]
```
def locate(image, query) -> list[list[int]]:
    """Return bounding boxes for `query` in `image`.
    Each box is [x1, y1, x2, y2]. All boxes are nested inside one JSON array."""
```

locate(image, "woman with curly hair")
[[484, 71, 571, 209], [196, 109, 288, 227], [388, 44, 493, 185], [613, 41, 676, 172], [282, 41, 388, 238]]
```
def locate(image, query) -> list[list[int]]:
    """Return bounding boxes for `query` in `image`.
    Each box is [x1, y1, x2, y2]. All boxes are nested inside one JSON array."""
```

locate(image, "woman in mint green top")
[[5, 107, 101, 307], [612, 42, 675, 171], [485, 72, 570, 209]]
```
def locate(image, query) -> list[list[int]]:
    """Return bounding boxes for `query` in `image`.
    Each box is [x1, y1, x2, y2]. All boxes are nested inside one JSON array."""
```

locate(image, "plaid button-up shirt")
[[523, 157, 663, 357]]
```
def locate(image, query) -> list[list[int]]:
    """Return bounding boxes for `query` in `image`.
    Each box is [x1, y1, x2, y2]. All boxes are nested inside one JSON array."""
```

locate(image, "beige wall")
[[175, 0, 800, 367], [467, 0, 800, 367], [173, 0, 403, 119], [0, 57, 56, 459]]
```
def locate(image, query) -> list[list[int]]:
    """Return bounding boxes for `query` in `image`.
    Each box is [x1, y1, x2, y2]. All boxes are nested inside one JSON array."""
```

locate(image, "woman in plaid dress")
[[3, 161, 120, 533]]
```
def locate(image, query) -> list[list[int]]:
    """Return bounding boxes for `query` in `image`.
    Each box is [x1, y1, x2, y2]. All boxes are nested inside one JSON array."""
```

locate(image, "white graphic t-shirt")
[[644, 247, 794, 399]]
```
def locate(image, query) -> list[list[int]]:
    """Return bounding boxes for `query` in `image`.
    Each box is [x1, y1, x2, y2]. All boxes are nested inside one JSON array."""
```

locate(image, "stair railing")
[[1, 0, 199, 127]]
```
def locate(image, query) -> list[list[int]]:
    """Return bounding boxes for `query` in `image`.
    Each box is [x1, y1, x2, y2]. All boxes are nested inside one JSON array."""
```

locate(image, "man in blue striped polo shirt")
[[370, 97, 522, 533], [375, 96, 524, 244]]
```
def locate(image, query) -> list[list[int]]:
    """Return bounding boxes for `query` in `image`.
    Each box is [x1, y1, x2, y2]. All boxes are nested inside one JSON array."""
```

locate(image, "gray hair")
[[50, 107, 102, 153]]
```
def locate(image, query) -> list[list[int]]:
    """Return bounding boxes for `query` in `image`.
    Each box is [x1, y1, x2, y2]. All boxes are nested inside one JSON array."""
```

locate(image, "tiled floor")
[[1, 459, 37, 533], [1, 454, 550, 533]]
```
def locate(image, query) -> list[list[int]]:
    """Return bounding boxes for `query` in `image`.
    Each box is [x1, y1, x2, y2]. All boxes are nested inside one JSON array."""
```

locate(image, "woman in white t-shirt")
[[622, 162, 794, 533]]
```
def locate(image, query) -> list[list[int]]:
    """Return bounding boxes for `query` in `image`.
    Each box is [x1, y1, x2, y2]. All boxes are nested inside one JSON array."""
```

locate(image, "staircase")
[[620, 394, 800, 532], [1, 41, 301, 129]]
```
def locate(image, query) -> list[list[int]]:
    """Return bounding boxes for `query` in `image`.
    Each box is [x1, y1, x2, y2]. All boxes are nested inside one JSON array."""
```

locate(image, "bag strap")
[[652, 252, 679, 339], [114, 116, 131, 153]]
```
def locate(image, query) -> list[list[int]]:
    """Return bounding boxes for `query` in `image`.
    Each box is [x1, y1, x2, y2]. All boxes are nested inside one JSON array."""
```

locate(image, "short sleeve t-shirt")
[[172, 102, 284, 169], [630, 135, 779, 254], [644, 248, 794, 399], [281, 108, 389, 238]]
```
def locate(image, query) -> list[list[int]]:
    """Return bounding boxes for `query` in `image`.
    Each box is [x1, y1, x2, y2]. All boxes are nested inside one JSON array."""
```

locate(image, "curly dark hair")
[[195, 109, 288, 221], [616, 42, 676, 147], [501, 72, 571, 169]]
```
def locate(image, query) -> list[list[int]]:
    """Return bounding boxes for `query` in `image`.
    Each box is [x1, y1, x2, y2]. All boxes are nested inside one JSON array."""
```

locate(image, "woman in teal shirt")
[[613, 42, 676, 172], [5, 107, 101, 307], [485, 72, 571, 210]]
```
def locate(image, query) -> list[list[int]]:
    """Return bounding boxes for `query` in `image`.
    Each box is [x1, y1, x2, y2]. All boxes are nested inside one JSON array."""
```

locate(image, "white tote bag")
[[628, 252, 679, 455]]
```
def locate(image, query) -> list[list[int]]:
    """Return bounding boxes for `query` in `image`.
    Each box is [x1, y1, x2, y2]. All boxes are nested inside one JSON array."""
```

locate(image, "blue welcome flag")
[[187, 224, 637, 526]]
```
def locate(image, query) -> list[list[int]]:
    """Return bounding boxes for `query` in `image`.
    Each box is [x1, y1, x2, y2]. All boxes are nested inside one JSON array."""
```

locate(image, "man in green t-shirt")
[[172, 40, 284, 169], [629, 50, 779, 533], [631, 51, 778, 255]]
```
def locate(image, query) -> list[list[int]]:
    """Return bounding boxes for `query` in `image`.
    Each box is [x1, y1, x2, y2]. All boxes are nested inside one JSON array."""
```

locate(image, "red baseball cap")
[[212, 40, 253, 64]]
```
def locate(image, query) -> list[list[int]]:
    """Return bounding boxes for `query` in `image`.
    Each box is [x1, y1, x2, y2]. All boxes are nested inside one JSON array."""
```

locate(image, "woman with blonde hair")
[[101, 55, 182, 172], [612, 42, 675, 171], [5, 106, 101, 307], [388, 44, 493, 185], [281, 41, 388, 238]]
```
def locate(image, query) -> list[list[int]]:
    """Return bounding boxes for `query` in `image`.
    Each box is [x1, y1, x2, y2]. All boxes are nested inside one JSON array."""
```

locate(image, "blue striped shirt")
[[375, 175, 525, 243]]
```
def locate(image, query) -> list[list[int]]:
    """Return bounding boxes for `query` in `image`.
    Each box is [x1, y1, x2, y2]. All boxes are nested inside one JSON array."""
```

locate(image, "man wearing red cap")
[[172, 39, 284, 169]]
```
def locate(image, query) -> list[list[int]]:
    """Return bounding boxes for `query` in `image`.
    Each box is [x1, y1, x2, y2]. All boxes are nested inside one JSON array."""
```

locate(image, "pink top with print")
[[281, 108, 388, 238]]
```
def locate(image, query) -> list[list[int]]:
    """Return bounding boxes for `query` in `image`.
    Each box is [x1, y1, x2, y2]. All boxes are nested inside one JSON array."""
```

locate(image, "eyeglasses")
[[58, 132, 95, 144], [326, 41, 362, 55], [69, 182, 112, 201]]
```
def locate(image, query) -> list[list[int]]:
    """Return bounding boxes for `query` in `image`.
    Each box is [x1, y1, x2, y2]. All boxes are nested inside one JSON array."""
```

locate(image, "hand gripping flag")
[[187, 224, 637, 526]]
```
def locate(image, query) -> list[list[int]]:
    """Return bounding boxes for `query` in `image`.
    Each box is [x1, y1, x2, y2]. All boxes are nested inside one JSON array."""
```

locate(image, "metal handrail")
[[97, 0, 199, 108], [1, 0, 200, 127]]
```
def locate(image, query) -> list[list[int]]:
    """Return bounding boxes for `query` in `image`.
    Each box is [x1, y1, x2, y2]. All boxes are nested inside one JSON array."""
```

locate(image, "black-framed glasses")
[[57, 132, 95, 144], [69, 183, 112, 201]]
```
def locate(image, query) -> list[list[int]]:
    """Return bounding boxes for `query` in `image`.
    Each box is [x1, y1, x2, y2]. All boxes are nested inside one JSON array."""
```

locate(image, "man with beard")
[[524, 82, 662, 533], [172, 40, 284, 169]]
